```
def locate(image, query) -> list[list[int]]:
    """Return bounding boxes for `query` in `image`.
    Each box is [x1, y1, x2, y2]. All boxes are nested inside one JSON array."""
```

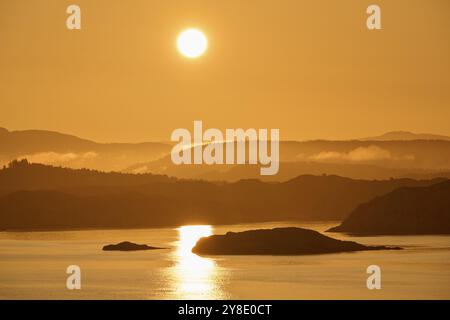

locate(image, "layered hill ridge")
[[2, 127, 450, 181], [125, 139, 450, 181]]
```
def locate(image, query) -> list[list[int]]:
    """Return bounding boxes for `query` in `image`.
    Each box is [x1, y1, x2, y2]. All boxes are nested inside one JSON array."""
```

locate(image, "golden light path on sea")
[[170, 225, 224, 299]]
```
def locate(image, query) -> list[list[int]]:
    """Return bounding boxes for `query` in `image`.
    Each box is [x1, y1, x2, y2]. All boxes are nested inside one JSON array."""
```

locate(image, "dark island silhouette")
[[328, 180, 450, 235], [0, 160, 446, 231], [102, 241, 164, 251], [192, 227, 401, 255]]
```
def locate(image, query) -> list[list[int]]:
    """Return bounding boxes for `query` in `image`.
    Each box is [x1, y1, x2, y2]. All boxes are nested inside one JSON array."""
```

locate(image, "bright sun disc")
[[177, 29, 208, 58]]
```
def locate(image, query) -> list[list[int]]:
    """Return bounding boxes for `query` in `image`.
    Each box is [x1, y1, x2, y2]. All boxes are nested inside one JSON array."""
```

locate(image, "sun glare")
[[178, 225, 212, 254], [177, 28, 208, 58], [170, 225, 222, 299]]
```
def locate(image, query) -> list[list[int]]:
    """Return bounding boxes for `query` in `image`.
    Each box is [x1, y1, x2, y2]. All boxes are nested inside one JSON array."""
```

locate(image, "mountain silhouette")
[[362, 131, 450, 141], [328, 180, 450, 235]]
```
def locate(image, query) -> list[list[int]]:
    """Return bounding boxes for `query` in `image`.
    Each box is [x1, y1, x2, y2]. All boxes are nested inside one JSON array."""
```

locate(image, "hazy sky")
[[1, 0, 449, 142]]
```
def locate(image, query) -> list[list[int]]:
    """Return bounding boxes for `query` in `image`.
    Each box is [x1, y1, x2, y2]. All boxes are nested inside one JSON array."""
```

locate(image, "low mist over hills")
[[0, 127, 172, 172], [127, 139, 450, 181], [2, 127, 450, 182], [0, 160, 446, 231]]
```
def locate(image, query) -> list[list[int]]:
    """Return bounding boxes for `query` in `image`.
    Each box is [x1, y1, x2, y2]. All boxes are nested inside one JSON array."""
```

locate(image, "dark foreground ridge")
[[1, 161, 446, 231], [192, 227, 401, 255], [102, 241, 164, 251], [328, 180, 450, 235]]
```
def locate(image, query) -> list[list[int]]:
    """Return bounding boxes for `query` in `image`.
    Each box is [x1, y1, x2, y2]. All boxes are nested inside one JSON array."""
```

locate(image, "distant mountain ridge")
[[362, 131, 450, 141], [2, 126, 450, 181]]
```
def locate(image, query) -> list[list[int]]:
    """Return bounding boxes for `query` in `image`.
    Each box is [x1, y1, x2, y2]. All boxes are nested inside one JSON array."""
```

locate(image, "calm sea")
[[1, 222, 449, 299]]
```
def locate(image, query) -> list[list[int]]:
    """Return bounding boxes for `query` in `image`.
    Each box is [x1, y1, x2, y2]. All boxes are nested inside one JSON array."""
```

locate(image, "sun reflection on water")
[[171, 225, 223, 299]]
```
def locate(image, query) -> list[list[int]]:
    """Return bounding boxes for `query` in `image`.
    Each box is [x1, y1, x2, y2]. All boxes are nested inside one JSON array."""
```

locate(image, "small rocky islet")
[[102, 241, 165, 251]]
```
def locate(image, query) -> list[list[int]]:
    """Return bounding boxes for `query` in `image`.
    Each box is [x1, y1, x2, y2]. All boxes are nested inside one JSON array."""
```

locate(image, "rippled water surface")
[[1, 222, 449, 299]]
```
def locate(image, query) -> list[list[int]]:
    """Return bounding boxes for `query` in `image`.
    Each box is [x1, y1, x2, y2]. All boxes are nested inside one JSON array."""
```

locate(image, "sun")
[[177, 28, 208, 59]]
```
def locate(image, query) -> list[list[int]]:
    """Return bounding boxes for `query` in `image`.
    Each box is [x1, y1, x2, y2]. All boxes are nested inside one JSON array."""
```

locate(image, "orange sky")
[[1, 0, 449, 142]]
